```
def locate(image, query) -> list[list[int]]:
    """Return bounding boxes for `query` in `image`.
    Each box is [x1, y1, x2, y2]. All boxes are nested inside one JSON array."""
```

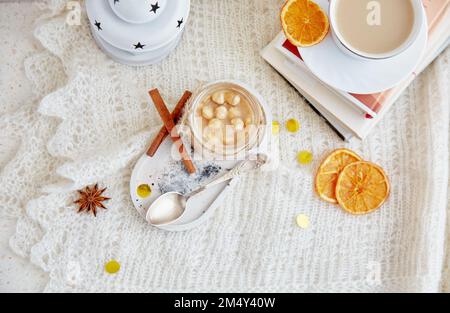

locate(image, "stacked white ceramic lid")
[[86, 0, 190, 66]]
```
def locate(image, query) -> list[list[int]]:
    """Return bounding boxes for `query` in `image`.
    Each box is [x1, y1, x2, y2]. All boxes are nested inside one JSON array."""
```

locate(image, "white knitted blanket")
[[2, 0, 450, 292]]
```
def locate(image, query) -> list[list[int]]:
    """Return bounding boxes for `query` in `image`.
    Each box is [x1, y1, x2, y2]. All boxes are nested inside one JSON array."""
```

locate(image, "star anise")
[[74, 184, 110, 216]]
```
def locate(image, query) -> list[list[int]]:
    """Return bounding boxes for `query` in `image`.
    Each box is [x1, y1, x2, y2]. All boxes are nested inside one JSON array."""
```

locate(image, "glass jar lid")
[[187, 81, 268, 159]]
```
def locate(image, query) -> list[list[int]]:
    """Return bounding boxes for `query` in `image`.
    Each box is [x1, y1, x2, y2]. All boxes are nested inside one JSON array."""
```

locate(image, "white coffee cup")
[[329, 0, 425, 60]]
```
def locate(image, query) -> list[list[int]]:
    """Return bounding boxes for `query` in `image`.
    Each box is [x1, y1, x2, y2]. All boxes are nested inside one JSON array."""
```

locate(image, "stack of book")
[[261, 0, 449, 140]]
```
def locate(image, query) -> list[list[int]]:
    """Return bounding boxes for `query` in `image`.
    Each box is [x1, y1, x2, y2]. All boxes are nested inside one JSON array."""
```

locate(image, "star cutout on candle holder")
[[150, 2, 160, 14], [177, 18, 184, 28], [94, 20, 102, 31], [134, 42, 146, 49]]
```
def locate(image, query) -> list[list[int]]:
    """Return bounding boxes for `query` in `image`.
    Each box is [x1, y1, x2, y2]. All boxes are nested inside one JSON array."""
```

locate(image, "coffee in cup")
[[329, 0, 425, 59]]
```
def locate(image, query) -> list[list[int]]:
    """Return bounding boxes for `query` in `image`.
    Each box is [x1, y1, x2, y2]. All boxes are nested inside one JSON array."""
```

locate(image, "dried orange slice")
[[336, 161, 390, 215], [281, 0, 329, 47], [315, 149, 362, 203]]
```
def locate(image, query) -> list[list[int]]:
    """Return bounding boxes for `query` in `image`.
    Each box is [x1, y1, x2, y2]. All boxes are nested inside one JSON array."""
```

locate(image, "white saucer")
[[299, 0, 428, 94]]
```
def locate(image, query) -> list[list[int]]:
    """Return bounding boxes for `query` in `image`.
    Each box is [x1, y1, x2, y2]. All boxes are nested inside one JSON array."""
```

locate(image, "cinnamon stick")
[[149, 89, 196, 174], [146, 90, 192, 157]]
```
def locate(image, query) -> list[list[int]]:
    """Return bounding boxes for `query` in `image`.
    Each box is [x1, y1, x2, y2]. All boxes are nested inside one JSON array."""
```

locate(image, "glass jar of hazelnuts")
[[184, 81, 271, 161]]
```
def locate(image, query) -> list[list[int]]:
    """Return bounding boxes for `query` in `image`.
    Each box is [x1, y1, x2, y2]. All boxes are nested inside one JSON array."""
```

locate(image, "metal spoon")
[[146, 154, 267, 226]]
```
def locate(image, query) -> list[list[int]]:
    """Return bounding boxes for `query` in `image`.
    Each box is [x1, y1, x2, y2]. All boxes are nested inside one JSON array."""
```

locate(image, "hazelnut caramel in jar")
[[187, 81, 268, 160]]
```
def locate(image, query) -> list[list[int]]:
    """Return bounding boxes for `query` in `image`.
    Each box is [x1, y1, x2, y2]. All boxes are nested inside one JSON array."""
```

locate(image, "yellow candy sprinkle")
[[105, 260, 121, 274], [286, 119, 300, 133], [137, 184, 152, 198], [296, 214, 310, 229], [297, 150, 313, 165], [272, 121, 280, 135]]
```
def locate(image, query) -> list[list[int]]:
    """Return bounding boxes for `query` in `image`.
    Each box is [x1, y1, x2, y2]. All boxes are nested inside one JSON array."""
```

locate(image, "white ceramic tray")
[[130, 97, 273, 231]]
